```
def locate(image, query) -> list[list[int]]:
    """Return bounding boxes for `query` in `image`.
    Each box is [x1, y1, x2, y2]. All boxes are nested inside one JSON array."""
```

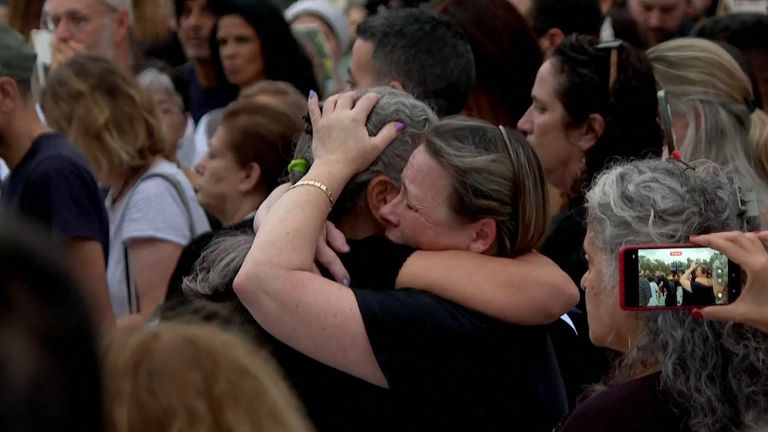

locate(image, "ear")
[[112, 9, 132, 42], [575, 113, 605, 152], [467, 217, 497, 254], [539, 28, 565, 56], [0, 78, 19, 113], [387, 80, 405, 92], [237, 162, 262, 192], [366, 174, 398, 222]]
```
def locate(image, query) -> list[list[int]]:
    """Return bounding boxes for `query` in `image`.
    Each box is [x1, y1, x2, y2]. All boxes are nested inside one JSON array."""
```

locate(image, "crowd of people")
[[1, 0, 768, 431]]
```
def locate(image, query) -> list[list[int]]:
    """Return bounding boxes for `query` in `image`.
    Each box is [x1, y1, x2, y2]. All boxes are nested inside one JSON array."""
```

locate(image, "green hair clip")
[[287, 158, 310, 175]]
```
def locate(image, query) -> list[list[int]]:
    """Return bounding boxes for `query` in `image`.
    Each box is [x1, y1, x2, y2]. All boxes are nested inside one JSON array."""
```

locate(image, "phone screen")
[[621, 245, 741, 309]]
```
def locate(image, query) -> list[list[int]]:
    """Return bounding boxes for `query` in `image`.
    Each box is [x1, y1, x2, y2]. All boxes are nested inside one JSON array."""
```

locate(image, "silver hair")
[[182, 233, 254, 298], [136, 68, 184, 110], [291, 86, 438, 218], [586, 159, 768, 432]]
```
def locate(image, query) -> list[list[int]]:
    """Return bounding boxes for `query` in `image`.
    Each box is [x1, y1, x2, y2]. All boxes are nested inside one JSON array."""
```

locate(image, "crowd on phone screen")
[[1, 0, 768, 431]]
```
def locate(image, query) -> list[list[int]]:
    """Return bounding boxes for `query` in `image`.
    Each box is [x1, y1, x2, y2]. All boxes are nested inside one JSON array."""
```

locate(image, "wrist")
[[302, 164, 353, 204]]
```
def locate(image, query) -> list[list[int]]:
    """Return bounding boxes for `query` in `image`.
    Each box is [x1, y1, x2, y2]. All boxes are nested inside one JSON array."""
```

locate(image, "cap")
[[0, 22, 36, 81], [285, 0, 351, 53]]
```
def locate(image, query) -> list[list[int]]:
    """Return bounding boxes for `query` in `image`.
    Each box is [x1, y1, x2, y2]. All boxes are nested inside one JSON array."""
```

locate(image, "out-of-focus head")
[[136, 68, 188, 158], [627, 0, 690, 47], [529, 0, 603, 55], [433, 0, 542, 127], [647, 37, 768, 193], [195, 100, 301, 225], [44, 0, 132, 60], [212, 0, 318, 93], [351, 8, 475, 117], [518, 35, 662, 200], [41, 54, 165, 185], [238, 80, 307, 123], [379, 117, 549, 257], [175, 0, 216, 62], [103, 322, 312, 432], [285, 0, 352, 61], [0, 212, 103, 431], [583, 159, 768, 432], [292, 87, 437, 224]]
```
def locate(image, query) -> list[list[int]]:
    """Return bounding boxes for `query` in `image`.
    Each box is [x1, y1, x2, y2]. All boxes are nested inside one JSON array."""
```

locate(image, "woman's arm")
[[123, 239, 182, 325], [680, 263, 696, 292], [234, 91, 400, 387], [396, 250, 578, 325]]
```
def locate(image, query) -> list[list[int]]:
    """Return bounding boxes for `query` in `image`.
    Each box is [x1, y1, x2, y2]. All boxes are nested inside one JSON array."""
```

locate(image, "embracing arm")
[[680, 263, 696, 292], [396, 250, 579, 325]]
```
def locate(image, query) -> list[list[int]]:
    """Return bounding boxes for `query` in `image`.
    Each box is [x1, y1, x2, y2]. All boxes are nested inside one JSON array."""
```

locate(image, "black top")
[[173, 64, 238, 123], [1, 133, 109, 259], [354, 241, 568, 432], [556, 372, 689, 432], [686, 280, 716, 306]]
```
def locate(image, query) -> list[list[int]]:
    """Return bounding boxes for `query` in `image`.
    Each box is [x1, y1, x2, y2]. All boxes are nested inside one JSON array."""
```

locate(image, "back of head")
[[292, 87, 438, 220], [422, 117, 549, 257], [433, 0, 542, 126], [585, 159, 768, 432], [0, 212, 103, 432], [647, 37, 768, 195], [103, 322, 311, 432], [356, 8, 475, 117], [212, 0, 319, 95], [530, 0, 603, 38], [239, 80, 308, 123], [693, 13, 768, 51], [218, 100, 302, 192], [41, 54, 165, 179], [553, 35, 663, 200]]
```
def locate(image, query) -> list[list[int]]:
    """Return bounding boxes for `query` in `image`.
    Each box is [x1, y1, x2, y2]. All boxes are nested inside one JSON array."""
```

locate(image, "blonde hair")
[[102, 322, 313, 432], [41, 55, 166, 180], [648, 38, 768, 195]]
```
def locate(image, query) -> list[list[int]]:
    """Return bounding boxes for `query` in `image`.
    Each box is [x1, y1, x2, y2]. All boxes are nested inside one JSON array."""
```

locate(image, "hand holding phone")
[[620, 243, 742, 310]]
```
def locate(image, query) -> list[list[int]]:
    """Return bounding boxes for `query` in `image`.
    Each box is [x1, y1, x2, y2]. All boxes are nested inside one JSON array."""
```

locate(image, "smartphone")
[[620, 244, 741, 310], [657, 90, 677, 158]]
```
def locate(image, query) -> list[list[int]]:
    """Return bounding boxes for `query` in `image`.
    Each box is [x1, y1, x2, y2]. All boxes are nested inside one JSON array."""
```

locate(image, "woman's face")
[[517, 59, 588, 193], [378, 145, 483, 251], [194, 124, 251, 224], [581, 231, 639, 353], [217, 14, 264, 87]]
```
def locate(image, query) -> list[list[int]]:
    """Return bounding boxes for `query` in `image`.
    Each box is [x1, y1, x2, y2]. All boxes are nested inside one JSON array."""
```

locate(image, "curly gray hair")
[[586, 159, 768, 432], [291, 86, 438, 221]]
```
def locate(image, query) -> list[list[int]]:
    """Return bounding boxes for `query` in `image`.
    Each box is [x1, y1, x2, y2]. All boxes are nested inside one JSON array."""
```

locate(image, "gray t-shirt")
[[106, 160, 210, 317]]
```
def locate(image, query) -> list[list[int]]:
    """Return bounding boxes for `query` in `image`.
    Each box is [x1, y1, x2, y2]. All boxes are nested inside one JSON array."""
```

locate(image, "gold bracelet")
[[290, 180, 334, 206]]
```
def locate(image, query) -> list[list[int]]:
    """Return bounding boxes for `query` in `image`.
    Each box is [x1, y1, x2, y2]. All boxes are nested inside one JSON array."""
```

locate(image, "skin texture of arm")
[[234, 92, 399, 387], [63, 238, 115, 330], [680, 263, 696, 292], [693, 231, 768, 334], [123, 239, 182, 324], [396, 250, 579, 325]]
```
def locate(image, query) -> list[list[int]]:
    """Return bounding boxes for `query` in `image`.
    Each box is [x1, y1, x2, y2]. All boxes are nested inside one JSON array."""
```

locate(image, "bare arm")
[[234, 92, 398, 386], [680, 263, 696, 292], [62, 238, 115, 331], [396, 250, 578, 325], [123, 239, 182, 324]]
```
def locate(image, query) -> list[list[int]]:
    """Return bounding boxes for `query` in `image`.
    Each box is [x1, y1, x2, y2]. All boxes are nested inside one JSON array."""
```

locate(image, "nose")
[[647, 10, 662, 29], [194, 157, 208, 176], [580, 273, 588, 292], [53, 21, 74, 42], [517, 106, 533, 135]]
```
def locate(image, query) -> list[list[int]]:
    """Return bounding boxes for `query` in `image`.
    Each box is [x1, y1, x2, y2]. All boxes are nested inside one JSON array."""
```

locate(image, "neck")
[[0, 104, 51, 170], [193, 59, 217, 88], [221, 190, 268, 227]]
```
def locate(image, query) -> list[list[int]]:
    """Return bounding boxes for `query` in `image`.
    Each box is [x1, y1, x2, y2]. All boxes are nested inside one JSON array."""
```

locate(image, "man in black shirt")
[[0, 22, 113, 328]]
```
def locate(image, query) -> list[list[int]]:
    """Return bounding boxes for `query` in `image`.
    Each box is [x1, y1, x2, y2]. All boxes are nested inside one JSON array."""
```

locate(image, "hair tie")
[[288, 158, 310, 175], [745, 97, 757, 114]]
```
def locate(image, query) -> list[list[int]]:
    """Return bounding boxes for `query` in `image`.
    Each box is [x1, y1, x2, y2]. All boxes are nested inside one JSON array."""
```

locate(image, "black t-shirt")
[[173, 64, 238, 123], [556, 372, 689, 432], [1, 133, 109, 259], [353, 242, 568, 431]]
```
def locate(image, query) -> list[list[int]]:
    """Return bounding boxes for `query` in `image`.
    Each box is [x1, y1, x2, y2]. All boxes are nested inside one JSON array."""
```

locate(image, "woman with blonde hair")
[[103, 322, 312, 432], [648, 37, 768, 197], [41, 54, 210, 324]]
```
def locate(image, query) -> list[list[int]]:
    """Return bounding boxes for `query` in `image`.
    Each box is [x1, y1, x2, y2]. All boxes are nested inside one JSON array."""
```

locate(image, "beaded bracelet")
[[290, 180, 334, 206]]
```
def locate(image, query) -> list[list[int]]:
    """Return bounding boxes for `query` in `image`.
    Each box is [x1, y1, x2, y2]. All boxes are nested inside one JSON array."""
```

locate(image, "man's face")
[[628, 0, 689, 47], [346, 38, 380, 91], [178, 0, 216, 62], [46, 0, 117, 58]]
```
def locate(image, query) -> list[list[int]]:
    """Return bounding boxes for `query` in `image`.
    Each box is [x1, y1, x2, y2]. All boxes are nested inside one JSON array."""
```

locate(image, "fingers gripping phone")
[[620, 244, 741, 310]]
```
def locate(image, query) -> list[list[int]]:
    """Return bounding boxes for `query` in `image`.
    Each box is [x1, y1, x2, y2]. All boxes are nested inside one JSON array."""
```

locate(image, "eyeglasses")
[[42, 3, 116, 34], [595, 40, 623, 95]]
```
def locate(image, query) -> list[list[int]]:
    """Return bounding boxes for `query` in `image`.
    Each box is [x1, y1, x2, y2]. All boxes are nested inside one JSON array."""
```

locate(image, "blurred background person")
[[7, 0, 45, 39], [41, 55, 210, 324], [624, 0, 693, 47], [514, 0, 604, 56]]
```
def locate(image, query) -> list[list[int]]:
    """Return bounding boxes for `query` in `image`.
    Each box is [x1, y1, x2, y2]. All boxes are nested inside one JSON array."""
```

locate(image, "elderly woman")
[[41, 55, 211, 323], [647, 38, 768, 199], [234, 89, 572, 431], [556, 159, 768, 432]]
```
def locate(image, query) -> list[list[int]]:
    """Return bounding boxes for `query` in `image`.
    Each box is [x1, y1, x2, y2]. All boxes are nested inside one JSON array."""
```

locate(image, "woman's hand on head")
[[692, 231, 768, 334], [308, 90, 403, 175]]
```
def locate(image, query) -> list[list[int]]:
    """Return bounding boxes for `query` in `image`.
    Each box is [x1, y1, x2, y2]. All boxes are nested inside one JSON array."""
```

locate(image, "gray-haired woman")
[[558, 159, 768, 432]]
